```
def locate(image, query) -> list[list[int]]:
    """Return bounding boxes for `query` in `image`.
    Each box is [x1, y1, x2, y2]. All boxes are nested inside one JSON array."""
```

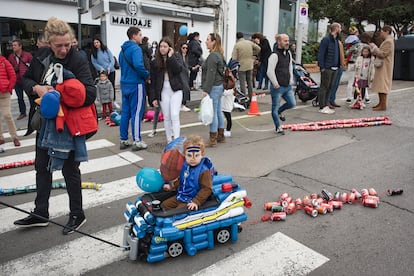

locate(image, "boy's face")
[[100, 74, 107, 80], [185, 145, 203, 167]]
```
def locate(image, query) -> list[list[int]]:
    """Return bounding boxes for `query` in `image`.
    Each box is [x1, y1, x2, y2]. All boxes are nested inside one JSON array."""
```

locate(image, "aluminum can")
[[347, 192, 356, 204], [302, 195, 312, 206], [334, 192, 341, 200], [310, 193, 318, 199], [387, 188, 403, 196], [285, 196, 293, 204], [315, 205, 327, 215], [304, 206, 318, 218], [264, 201, 281, 211], [271, 205, 284, 213], [271, 212, 287, 221], [361, 188, 369, 198], [363, 196, 379, 208], [285, 203, 297, 215], [279, 193, 289, 201], [321, 203, 334, 213], [340, 192, 348, 203], [368, 188, 378, 196], [321, 189, 333, 201], [295, 198, 303, 209], [330, 200, 343, 209], [352, 189, 362, 199], [312, 198, 319, 207]]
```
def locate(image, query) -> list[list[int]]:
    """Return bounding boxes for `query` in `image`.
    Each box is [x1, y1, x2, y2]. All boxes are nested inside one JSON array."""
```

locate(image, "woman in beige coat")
[[369, 25, 395, 111]]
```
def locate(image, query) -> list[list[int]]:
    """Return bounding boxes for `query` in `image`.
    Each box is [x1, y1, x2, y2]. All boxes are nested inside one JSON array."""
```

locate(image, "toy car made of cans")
[[122, 174, 249, 263]]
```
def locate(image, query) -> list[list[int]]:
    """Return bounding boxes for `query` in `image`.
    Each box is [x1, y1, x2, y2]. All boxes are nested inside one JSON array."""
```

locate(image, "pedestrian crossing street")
[[0, 131, 329, 275]]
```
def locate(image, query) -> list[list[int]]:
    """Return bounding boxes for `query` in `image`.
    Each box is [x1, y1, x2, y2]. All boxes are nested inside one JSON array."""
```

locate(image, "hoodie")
[[119, 40, 149, 85]]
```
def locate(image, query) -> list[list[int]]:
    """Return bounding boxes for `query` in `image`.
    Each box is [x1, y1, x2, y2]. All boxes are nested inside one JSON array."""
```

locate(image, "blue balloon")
[[179, 25, 188, 36], [136, 168, 164, 192]]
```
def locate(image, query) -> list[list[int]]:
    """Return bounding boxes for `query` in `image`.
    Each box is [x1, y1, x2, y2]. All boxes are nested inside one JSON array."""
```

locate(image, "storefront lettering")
[[111, 15, 152, 28]]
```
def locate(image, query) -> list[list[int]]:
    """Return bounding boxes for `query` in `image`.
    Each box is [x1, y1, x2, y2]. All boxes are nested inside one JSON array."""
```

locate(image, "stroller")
[[227, 59, 249, 111], [293, 64, 319, 106]]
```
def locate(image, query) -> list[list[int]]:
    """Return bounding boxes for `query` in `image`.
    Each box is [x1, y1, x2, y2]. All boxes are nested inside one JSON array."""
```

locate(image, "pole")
[[77, 0, 82, 46], [295, 0, 304, 64]]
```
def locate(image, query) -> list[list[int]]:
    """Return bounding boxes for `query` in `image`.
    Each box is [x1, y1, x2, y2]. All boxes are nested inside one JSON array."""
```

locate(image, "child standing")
[[96, 71, 114, 118], [161, 135, 213, 211], [222, 88, 235, 137], [354, 46, 375, 101]]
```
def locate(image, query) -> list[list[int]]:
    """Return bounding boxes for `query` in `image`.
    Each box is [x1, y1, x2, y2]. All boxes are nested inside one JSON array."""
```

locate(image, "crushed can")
[[285, 203, 297, 215], [363, 196, 379, 208], [387, 188, 403, 196], [271, 212, 287, 221], [321, 203, 334, 213], [279, 193, 289, 201], [361, 188, 369, 198], [352, 189, 362, 199], [295, 198, 303, 209], [315, 205, 327, 215], [368, 188, 378, 196], [330, 200, 343, 209]]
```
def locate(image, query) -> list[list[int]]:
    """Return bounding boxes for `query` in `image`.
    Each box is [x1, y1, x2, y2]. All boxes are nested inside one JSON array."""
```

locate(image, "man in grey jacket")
[[231, 32, 261, 101]]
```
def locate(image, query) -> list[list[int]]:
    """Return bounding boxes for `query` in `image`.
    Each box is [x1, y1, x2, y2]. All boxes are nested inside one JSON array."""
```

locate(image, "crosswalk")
[[0, 133, 329, 275]]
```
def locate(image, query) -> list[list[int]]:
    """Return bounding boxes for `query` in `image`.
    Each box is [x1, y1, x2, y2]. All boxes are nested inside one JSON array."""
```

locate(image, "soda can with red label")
[[310, 193, 318, 199], [368, 188, 378, 196], [363, 196, 379, 208], [264, 201, 280, 210], [347, 192, 356, 204], [304, 206, 318, 218], [295, 198, 303, 209], [352, 189, 362, 199], [271, 212, 287, 221], [279, 193, 289, 201], [321, 203, 334, 213], [285, 202, 297, 214], [285, 196, 293, 204], [334, 192, 341, 200], [315, 205, 327, 215], [302, 195, 312, 206], [340, 192, 348, 203], [361, 189, 369, 198], [330, 200, 343, 209]]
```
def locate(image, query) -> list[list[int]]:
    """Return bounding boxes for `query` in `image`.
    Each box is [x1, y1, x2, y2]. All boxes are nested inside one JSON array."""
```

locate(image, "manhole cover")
[[146, 142, 167, 153]]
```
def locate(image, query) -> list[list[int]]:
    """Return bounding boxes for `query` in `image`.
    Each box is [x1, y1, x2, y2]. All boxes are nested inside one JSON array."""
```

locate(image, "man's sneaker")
[[319, 106, 335, 114], [62, 214, 86, 235], [120, 140, 130, 150], [113, 101, 121, 109], [14, 214, 49, 228], [276, 127, 285, 135], [365, 98, 371, 104], [346, 98, 352, 103], [180, 105, 191, 112], [131, 140, 148, 151], [148, 130, 157, 138], [278, 113, 286, 121], [224, 130, 231, 137]]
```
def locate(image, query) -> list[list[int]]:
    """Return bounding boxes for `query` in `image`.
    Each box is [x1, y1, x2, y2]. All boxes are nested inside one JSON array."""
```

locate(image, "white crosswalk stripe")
[[0, 136, 329, 274]]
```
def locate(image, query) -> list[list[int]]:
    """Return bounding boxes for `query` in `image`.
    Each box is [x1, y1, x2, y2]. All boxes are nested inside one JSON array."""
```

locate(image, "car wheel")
[[168, 241, 184, 258], [216, 228, 231, 244]]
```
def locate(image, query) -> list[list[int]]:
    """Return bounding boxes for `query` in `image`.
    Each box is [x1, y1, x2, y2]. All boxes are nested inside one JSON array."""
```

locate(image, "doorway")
[[162, 20, 187, 50]]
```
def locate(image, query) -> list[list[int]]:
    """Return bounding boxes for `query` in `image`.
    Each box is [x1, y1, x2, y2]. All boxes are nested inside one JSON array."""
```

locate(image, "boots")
[[217, 128, 226, 143], [206, 132, 217, 147], [373, 93, 387, 111]]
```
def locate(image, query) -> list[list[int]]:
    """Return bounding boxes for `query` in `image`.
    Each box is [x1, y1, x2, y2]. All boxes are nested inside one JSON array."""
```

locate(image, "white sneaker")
[[113, 101, 121, 109], [319, 106, 335, 114], [131, 140, 148, 151], [180, 105, 191, 112], [148, 130, 157, 138], [224, 130, 231, 137]]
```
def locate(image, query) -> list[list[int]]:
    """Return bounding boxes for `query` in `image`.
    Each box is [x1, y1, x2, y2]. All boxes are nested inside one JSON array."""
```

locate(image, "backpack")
[[223, 66, 235, 90]]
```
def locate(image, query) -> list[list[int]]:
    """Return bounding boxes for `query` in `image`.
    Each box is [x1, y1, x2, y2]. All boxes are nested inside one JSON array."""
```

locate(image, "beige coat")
[[371, 35, 394, 94], [231, 38, 261, 71]]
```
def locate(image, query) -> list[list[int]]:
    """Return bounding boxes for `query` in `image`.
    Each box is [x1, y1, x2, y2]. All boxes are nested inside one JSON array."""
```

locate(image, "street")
[[0, 78, 413, 276]]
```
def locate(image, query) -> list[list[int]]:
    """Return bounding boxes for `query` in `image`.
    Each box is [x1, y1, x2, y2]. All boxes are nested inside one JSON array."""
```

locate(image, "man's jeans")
[[270, 85, 296, 128]]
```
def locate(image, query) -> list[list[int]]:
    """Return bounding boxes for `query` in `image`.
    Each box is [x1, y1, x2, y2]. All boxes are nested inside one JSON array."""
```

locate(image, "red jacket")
[[8, 51, 32, 84], [0, 56, 16, 94]]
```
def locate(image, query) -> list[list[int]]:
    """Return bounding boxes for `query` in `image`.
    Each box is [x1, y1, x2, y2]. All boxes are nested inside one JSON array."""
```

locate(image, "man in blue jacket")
[[317, 22, 342, 114], [119, 27, 150, 151]]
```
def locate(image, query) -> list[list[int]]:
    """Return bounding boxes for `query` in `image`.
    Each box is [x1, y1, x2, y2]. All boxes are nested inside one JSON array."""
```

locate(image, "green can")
[[271, 205, 284, 212]]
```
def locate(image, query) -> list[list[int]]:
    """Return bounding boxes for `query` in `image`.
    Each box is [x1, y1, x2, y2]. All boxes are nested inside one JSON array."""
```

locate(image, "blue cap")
[[40, 91, 60, 119]]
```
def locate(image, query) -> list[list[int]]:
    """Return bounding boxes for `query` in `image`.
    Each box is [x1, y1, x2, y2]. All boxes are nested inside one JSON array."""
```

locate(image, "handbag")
[[30, 104, 42, 131], [223, 67, 235, 90], [114, 56, 120, 69], [198, 95, 213, 125], [373, 58, 383, 68]]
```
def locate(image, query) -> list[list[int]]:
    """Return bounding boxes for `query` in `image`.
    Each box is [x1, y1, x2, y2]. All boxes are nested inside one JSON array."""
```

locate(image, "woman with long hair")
[[201, 33, 226, 147], [91, 38, 116, 102], [148, 37, 183, 143]]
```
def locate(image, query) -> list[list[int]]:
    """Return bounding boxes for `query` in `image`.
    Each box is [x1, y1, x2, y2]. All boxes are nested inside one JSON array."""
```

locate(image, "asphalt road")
[[1, 78, 413, 275]]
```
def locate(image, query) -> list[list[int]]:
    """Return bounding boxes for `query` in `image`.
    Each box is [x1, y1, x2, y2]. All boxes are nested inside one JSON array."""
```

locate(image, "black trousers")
[[34, 145, 83, 218]]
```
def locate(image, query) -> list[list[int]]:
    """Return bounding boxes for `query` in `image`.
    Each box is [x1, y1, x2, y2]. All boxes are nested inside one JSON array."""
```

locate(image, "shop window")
[[237, 0, 263, 35]]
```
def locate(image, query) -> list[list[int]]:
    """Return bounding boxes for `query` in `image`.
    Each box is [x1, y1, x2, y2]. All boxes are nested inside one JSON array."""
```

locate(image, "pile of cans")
[[261, 188, 381, 222]]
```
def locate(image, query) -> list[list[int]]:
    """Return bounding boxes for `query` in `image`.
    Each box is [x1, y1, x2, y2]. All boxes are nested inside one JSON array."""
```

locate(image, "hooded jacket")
[[119, 40, 149, 85], [0, 56, 16, 94]]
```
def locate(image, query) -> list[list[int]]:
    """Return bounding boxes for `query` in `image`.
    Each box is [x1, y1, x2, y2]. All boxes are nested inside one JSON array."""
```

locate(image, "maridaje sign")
[[299, 3, 309, 24], [111, 15, 152, 28]]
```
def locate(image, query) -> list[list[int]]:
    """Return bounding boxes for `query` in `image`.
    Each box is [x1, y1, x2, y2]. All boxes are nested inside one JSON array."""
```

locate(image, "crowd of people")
[[0, 15, 397, 236]]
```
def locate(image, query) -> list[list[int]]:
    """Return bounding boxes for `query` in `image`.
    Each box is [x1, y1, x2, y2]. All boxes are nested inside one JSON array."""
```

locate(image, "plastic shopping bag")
[[198, 95, 213, 125]]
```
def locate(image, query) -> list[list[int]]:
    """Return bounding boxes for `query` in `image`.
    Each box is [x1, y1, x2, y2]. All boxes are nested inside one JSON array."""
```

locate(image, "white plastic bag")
[[198, 95, 213, 125]]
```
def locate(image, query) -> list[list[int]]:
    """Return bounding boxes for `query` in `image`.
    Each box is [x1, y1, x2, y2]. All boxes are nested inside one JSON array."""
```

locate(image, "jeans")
[[34, 145, 83, 217], [270, 85, 296, 128], [257, 62, 269, 89], [120, 83, 146, 142], [14, 83, 27, 115], [209, 85, 224, 132], [329, 67, 343, 104]]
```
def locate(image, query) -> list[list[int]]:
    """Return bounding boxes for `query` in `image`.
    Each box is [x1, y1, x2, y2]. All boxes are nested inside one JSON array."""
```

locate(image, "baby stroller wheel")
[[312, 98, 318, 107]]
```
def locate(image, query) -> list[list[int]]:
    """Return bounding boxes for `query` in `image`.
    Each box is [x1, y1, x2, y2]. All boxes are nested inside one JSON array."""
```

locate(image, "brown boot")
[[373, 93, 387, 111], [217, 128, 226, 143], [206, 132, 217, 147]]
